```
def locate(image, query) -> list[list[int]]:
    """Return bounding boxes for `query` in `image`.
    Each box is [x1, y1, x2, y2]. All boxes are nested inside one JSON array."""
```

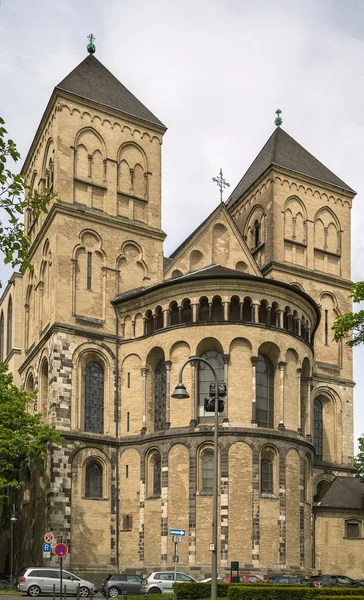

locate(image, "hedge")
[[227, 585, 315, 600], [317, 593, 364, 597], [174, 582, 229, 598]]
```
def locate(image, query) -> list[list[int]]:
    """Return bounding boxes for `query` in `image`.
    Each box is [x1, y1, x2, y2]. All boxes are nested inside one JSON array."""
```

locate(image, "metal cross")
[[274, 108, 282, 127], [87, 33, 96, 54], [212, 168, 230, 203]]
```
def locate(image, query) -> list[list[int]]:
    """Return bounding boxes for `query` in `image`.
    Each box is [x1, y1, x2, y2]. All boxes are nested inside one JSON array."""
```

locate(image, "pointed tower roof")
[[226, 127, 354, 208], [56, 55, 166, 130]]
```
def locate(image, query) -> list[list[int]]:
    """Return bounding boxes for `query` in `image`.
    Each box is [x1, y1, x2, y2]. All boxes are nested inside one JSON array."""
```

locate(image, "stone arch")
[[117, 240, 148, 292], [42, 138, 55, 190], [314, 387, 342, 463], [73, 230, 106, 319], [145, 447, 162, 497], [39, 239, 52, 331], [190, 249, 204, 271], [38, 355, 49, 421], [319, 291, 340, 364], [245, 204, 265, 249], [235, 260, 248, 272], [146, 347, 166, 433], [169, 341, 191, 427], [257, 341, 280, 428], [260, 443, 279, 495], [228, 338, 252, 425]]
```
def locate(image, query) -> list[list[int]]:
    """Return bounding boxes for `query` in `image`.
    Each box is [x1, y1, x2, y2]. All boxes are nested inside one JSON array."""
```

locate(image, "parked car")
[[141, 572, 197, 594], [307, 575, 364, 588], [18, 568, 97, 597], [272, 576, 305, 585], [199, 578, 224, 583], [224, 574, 266, 584], [101, 574, 142, 597]]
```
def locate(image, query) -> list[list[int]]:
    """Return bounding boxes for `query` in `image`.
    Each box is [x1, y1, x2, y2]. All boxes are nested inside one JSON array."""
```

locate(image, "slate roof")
[[56, 55, 166, 129], [226, 127, 355, 208], [315, 476, 364, 510]]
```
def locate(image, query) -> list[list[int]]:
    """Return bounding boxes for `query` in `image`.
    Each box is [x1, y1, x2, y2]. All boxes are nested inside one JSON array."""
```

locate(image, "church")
[[1, 43, 364, 580]]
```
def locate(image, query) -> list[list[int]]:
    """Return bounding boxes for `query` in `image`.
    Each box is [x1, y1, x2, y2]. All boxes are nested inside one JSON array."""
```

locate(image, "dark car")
[[272, 576, 305, 585], [308, 575, 364, 588], [101, 574, 143, 598]]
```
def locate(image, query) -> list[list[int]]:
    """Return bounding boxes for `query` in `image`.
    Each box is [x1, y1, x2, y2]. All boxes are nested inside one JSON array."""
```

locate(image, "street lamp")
[[171, 356, 226, 600], [10, 504, 17, 588]]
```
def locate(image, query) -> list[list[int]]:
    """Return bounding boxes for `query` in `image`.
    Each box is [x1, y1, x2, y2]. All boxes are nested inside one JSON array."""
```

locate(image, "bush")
[[174, 582, 229, 599], [317, 594, 364, 597], [227, 586, 316, 600]]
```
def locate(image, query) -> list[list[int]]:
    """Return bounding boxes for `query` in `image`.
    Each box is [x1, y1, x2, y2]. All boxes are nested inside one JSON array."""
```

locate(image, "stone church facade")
[[2, 52, 364, 578]]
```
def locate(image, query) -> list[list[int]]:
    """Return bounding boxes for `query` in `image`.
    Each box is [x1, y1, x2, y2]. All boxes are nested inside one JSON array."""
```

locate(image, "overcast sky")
[[1, 0, 363, 451]]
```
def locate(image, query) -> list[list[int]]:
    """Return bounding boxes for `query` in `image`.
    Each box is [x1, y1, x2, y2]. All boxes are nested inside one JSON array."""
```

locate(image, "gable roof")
[[226, 127, 355, 208], [315, 476, 364, 510], [166, 202, 261, 277], [56, 55, 166, 130]]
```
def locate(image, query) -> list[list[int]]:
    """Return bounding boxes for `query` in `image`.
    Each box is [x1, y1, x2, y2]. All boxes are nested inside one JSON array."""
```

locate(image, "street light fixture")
[[10, 504, 17, 589], [171, 356, 226, 600]]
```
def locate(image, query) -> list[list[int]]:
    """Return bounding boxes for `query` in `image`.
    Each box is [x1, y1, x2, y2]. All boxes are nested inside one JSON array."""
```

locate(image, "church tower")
[[17, 45, 166, 568]]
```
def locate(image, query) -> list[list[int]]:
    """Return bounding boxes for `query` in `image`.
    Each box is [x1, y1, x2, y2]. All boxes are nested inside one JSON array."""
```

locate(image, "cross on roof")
[[275, 108, 282, 127]]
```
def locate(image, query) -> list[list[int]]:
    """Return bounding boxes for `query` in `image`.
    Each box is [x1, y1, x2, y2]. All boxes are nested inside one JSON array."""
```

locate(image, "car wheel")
[[27, 586, 41, 597], [79, 587, 90, 597], [148, 588, 161, 594], [108, 587, 119, 598]]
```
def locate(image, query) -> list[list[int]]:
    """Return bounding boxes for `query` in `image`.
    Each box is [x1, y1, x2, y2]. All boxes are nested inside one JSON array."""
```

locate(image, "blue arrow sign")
[[170, 529, 186, 536], [43, 543, 51, 553]]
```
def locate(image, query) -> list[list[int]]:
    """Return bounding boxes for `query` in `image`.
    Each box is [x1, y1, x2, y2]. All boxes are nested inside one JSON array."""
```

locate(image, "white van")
[[18, 568, 97, 597]]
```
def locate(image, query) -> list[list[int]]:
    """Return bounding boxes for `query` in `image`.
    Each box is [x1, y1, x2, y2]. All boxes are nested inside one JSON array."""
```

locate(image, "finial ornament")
[[212, 168, 230, 203], [275, 108, 282, 127], [87, 33, 96, 54]]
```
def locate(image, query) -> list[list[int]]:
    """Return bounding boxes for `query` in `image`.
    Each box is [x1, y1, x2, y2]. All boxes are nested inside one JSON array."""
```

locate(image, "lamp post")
[[171, 356, 225, 600], [10, 504, 17, 588]]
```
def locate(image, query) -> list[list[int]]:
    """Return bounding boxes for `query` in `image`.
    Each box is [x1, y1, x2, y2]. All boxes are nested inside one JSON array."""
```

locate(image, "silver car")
[[141, 571, 196, 594], [18, 568, 97, 597]]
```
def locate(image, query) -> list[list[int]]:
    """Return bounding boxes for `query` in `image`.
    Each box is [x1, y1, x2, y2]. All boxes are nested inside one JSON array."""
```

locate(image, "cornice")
[[261, 260, 353, 291]]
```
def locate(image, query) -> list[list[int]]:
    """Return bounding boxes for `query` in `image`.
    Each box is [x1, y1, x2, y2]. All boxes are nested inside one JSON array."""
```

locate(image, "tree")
[[0, 363, 63, 499], [354, 435, 364, 482], [0, 116, 54, 278], [332, 281, 364, 347]]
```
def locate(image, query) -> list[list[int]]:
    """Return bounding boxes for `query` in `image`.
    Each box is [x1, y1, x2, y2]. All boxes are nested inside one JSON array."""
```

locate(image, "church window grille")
[[127, 411, 130, 432], [85, 462, 103, 498], [87, 252, 92, 290], [314, 399, 323, 460], [127, 372, 131, 388], [6, 296, 12, 357], [154, 360, 167, 431], [126, 464, 129, 478], [153, 455, 161, 496], [261, 458, 273, 493], [256, 354, 274, 428], [198, 350, 224, 419], [202, 453, 214, 493], [84, 361, 104, 433], [0, 311, 4, 362]]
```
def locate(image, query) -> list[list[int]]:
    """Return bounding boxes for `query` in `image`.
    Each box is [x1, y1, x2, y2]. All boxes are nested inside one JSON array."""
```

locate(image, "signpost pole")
[[60, 555, 63, 600], [174, 540, 178, 579]]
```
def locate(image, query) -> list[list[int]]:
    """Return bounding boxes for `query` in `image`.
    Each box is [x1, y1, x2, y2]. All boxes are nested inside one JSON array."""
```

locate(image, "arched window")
[[261, 458, 273, 493], [198, 350, 224, 419], [256, 354, 274, 428], [0, 311, 4, 362], [7, 296, 12, 356], [85, 462, 103, 498], [303, 456, 311, 501], [254, 220, 261, 247], [314, 399, 323, 460], [154, 360, 167, 431], [313, 479, 329, 502], [84, 361, 104, 434], [39, 359, 49, 418], [202, 453, 214, 493], [147, 450, 162, 496]]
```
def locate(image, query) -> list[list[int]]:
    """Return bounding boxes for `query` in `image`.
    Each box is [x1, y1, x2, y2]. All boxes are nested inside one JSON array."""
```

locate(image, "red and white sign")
[[209, 543, 216, 552], [54, 543, 68, 557]]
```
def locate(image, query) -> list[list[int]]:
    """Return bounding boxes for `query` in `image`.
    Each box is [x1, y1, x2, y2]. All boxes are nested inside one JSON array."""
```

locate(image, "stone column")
[[252, 302, 259, 323], [277, 309, 284, 328], [223, 301, 229, 321], [278, 362, 287, 430], [251, 356, 259, 424], [141, 367, 149, 433], [208, 302, 212, 320], [165, 361, 172, 428], [143, 317, 147, 336], [222, 354, 229, 422], [266, 305, 272, 326], [120, 322, 125, 340], [239, 301, 244, 321], [306, 377, 313, 440], [131, 319, 136, 338], [190, 360, 197, 426], [163, 308, 169, 328], [297, 317, 302, 337], [178, 306, 182, 323], [192, 303, 198, 323], [297, 368, 302, 434]]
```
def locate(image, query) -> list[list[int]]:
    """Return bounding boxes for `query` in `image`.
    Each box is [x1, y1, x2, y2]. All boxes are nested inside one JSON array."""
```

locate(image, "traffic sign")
[[172, 555, 179, 563], [170, 529, 186, 536], [44, 532, 54, 544], [42, 543, 51, 558], [54, 543, 68, 557], [173, 536, 182, 543]]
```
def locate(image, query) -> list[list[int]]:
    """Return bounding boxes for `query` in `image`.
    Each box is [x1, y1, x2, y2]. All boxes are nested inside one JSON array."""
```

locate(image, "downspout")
[[114, 275, 120, 570]]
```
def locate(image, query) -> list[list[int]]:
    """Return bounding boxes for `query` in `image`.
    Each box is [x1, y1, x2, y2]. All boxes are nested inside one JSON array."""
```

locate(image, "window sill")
[[198, 491, 213, 496], [260, 493, 278, 500], [82, 496, 108, 501], [343, 537, 364, 540], [146, 494, 161, 500]]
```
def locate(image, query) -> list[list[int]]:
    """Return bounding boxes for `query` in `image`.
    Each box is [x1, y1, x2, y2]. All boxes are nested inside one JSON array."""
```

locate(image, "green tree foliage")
[[0, 364, 63, 498], [354, 435, 364, 483], [332, 282, 364, 347], [0, 116, 55, 277]]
